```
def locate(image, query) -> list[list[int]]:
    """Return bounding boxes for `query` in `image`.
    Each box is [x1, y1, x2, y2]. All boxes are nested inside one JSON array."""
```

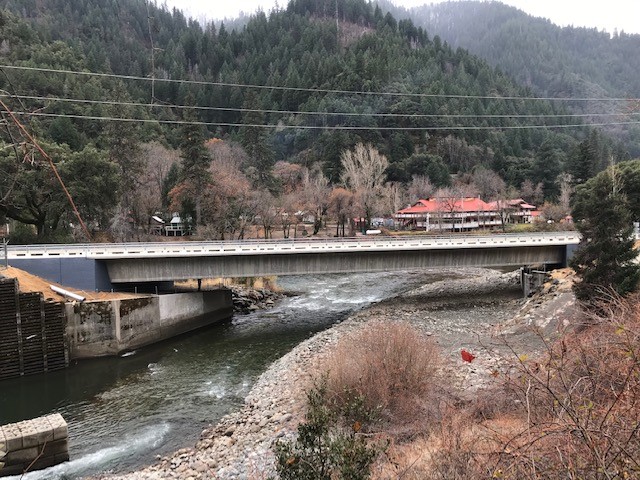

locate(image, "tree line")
[[0, 0, 633, 243]]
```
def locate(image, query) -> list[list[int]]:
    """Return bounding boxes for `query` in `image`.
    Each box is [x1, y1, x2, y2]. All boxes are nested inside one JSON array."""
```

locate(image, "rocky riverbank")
[[231, 286, 286, 314], [102, 267, 575, 480]]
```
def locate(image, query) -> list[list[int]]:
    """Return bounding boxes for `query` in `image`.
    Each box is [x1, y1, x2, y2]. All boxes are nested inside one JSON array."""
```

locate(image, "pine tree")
[[179, 95, 210, 225], [104, 81, 142, 238], [239, 91, 275, 189], [570, 168, 640, 302]]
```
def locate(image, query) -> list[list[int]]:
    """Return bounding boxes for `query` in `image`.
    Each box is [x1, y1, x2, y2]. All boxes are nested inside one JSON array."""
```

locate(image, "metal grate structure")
[[0, 278, 68, 380]]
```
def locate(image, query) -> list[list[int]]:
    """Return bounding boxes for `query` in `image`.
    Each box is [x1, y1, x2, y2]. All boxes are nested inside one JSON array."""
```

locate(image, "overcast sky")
[[160, 0, 640, 35]]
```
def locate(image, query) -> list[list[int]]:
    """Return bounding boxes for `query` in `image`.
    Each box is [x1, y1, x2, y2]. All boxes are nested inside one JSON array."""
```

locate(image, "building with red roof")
[[395, 197, 537, 232]]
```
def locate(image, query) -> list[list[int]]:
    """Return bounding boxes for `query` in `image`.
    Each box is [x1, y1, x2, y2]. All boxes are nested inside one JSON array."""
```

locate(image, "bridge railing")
[[6, 232, 580, 259]]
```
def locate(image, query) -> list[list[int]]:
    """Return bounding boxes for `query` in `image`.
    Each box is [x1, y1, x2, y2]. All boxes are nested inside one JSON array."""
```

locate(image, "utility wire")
[[10, 110, 640, 131], [0, 99, 92, 241], [2, 93, 638, 119], [1, 64, 638, 103]]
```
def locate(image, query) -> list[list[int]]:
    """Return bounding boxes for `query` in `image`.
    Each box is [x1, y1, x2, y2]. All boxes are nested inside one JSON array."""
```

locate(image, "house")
[[149, 215, 165, 235], [165, 214, 187, 236], [486, 198, 537, 224], [395, 197, 538, 232]]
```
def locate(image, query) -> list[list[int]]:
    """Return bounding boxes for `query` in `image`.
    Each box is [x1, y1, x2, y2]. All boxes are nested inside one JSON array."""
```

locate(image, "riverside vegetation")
[[102, 267, 640, 480], [274, 278, 640, 479]]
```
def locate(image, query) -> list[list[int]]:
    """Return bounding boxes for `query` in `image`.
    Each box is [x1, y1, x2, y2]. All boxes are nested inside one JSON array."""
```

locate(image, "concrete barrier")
[[0, 413, 69, 477], [65, 290, 233, 358]]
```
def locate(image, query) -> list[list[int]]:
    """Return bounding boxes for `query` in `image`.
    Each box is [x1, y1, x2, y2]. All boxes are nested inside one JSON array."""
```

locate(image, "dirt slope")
[[0, 266, 140, 302]]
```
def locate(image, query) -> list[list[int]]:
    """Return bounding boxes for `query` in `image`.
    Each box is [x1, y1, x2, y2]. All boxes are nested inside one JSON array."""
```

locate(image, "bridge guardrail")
[[6, 232, 581, 260]]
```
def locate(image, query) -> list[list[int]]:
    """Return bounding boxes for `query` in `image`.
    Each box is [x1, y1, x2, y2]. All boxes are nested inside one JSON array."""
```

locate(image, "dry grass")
[[322, 320, 446, 435], [326, 295, 640, 479], [370, 412, 527, 479]]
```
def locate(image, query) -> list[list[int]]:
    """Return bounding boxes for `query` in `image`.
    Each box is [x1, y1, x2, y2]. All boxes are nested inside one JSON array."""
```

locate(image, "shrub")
[[367, 295, 640, 479], [323, 320, 444, 433], [273, 378, 384, 480], [494, 293, 640, 478]]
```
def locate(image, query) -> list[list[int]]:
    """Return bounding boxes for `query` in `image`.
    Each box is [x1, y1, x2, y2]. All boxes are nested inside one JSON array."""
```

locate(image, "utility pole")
[[335, 0, 339, 46]]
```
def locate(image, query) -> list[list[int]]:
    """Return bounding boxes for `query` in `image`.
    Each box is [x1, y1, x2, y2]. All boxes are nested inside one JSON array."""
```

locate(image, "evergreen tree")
[[570, 168, 640, 302], [614, 159, 640, 221], [103, 81, 142, 236], [567, 130, 609, 186], [239, 91, 276, 189], [531, 138, 564, 199], [178, 95, 210, 225]]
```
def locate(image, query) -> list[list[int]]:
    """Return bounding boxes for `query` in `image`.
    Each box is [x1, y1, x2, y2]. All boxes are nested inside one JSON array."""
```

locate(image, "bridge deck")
[[7, 232, 579, 260]]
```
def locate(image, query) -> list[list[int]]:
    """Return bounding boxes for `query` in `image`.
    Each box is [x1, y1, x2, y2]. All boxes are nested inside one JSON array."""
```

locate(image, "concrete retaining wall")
[[65, 290, 233, 358], [0, 413, 69, 477], [521, 269, 549, 297]]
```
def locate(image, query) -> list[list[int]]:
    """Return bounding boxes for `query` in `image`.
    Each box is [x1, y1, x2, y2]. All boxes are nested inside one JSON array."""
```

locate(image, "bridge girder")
[[104, 245, 567, 283]]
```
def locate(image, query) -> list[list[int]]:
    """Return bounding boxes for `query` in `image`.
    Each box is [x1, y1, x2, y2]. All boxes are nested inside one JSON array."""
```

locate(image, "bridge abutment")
[[65, 289, 233, 358]]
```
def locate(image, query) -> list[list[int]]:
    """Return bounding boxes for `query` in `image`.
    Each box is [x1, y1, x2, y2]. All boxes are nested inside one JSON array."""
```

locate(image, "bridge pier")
[[520, 267, 549, 297]]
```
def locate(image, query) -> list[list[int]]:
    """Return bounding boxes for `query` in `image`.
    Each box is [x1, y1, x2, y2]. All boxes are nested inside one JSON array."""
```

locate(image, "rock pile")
[[231, 287, 284, 314]]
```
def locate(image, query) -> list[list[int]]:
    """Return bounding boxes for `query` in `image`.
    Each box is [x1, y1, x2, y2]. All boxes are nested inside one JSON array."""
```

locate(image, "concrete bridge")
[[6, 232, 579, 291]]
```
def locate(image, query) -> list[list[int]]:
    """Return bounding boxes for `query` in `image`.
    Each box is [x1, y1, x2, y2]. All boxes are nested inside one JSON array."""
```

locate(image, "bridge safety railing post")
[[1, 238, 8, 269]]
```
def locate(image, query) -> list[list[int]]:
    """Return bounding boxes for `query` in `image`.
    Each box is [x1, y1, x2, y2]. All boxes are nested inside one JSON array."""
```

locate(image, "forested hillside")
[[0, 0, 631, 242], [379, 0, 640, 155]]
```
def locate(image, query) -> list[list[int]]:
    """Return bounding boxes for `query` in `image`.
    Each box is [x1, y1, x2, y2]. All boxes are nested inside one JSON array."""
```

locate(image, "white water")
[[7, 423, 171, 480], [0, 270, 448, 478]]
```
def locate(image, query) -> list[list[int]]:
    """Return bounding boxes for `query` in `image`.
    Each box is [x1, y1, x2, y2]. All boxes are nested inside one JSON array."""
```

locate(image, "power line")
[[0, 99, 92, 241], [2, 93, 638, 120], [11, 110, 640, 131], [2, 64, 639, 103]]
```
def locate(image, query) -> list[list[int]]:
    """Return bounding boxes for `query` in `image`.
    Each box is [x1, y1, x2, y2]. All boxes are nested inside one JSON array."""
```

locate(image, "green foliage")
[[274, 379, 383, 480], [614, 159, 640, 220], [404, 1, 640, 138], [531, 138, 565, 199], [7, 222, 39, 245], [0, 139, 71, 237], [239, 91, 276, 189], [0, 0, 634, 238], [387, 153, 450, 185], [0, 0, 597, 197], [60, 145, 119, 228], [570, 167, 640, 301]]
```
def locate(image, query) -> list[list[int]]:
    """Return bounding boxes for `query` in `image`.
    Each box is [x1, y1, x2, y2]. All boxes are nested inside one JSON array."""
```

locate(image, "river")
[[0, 269, 460, 479]]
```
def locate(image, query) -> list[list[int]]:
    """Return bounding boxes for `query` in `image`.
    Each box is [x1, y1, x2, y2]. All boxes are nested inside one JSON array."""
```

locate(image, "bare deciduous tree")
[[328, 187, 355, 237], [541, 201, 569, 223], [302, 166, 330, 235], [133, 142, 180, 236], [407, 175, 434, 204], [557, 172, 574, 212], [521, 179, 544, 206], [254, 189, 277, 239], [273, 161, 306, 194], [340, 143, 388, 229], [433, 184, 477, 232], [472, 167, 506, 200], [381, 182, 405, 222], [275, 191, 303, 239]]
